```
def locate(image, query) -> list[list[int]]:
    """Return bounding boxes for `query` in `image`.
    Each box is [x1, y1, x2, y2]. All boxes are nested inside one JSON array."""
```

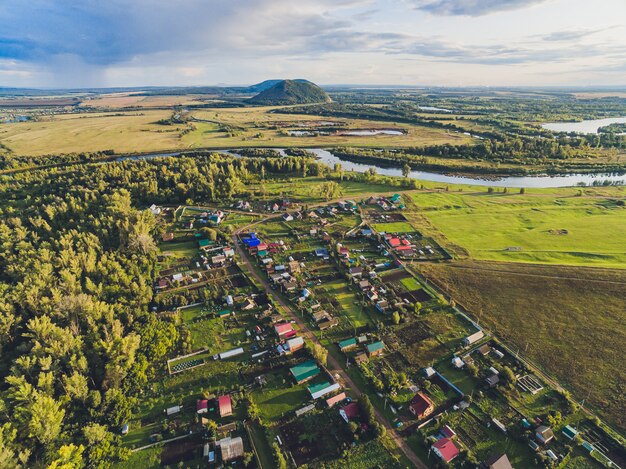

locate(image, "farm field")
[[0, 105, 471, 156], [408, 189, 626, 268], [416, 259, 626, 432]]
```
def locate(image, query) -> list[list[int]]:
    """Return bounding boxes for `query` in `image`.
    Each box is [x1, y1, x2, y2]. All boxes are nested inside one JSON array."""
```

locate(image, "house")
[[288, 260, 301, 274], [162, 232, 174, 242], [199, 238, 212, 249], [217, 395, 232, 418], [452, 356, 464, 369], [290, 360, 321, 383], [212, 254, 227, 266], [197, 399, 208, 414], [282, 282, 297, 293], [339, 403, 360, 423], [286, 336, 305, 353], [282, 213, 294, 222], [477, 344, 491, 356], [315, 248, 330, 258], [390, 193, 402, 203], [348, 266, 363, 278], [464, 330, 485, 346], [338, 338, 358, 351], [358, 280, 371, 290], [157, 279, 169, 289], [432, 438, 460, 463], [409, 392, 434, 419], [149, 204, 161, 215], [312, 310, 330, 322], [274, 322, 294, 338], [482, 453, 514, 469], [375, 300, 390, 314], [366, 341, 385, 357], [536, 425, 554, 444], [218, 436, 244, 462], [223, 247, 235, 258], [326, 392, 347, 408], [319, 318, 339, 330], [388, 237, 401, 247], [485, 373, 500, 387]]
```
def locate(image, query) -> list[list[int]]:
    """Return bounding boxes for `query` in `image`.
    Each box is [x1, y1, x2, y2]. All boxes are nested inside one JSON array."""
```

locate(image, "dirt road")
[[232, 223, 428, 469]]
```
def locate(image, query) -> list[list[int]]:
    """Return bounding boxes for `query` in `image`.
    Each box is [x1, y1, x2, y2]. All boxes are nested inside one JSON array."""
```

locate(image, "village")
[[122, 195, 623, 469]]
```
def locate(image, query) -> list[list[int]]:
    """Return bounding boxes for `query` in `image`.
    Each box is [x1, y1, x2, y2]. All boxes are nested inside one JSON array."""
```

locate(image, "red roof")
[[218, 395, 232, 416], [274, 323, 294, 336], [326, 392, 347, 408], [341, 403, 360, 420], [441, 425, 457, 439], [257, 243, 268, 250], [409, 392, 434, 417], [284, 329, 297, 339], [197, 399, 208, 412], [396, 245, 413, 251], [433, 438, 460, 463], [401, 239, 411, 245], [389, 238, 401, 247]]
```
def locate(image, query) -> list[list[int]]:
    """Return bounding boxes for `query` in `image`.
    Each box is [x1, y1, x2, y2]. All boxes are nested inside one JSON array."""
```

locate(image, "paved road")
[[232, 221, 428, 469]]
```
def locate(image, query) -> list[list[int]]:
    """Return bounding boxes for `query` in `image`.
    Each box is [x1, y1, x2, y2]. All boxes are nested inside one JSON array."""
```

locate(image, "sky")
[[1, 0, 625, 88]]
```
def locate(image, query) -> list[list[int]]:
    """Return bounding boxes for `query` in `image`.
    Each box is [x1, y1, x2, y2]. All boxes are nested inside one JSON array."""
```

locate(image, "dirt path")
[[232, 220, 427, 469]]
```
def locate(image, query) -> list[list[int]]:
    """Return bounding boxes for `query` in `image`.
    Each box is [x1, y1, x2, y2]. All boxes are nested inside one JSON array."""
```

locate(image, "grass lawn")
[[251, 371, 313, 423], [400, 276, 422, 291], [321, 279, 372, 328], [113, 447, 161, 469], [321, 439, 401, 469], [417, 260, 626, 432], [372, 221, 416, 233], [247, 421, 275, 469], [408, 190, 626, 268], [159, 240, 198, 259]]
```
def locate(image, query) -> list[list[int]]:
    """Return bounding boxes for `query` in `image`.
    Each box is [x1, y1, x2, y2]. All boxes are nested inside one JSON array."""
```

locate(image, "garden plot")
[[279, 410, 352, 467]]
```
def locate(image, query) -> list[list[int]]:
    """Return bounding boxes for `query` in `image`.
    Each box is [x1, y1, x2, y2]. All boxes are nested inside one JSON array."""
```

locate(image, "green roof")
[[338, 338, 357, 349], [290, 360, 320, 382], [563, 425, 578, 439], [307, 381, 331, 395], [218, 310, 231, 317], [391, 194, 401, 202], [198, 238, 211, 247], [367, 341, 385, 353]]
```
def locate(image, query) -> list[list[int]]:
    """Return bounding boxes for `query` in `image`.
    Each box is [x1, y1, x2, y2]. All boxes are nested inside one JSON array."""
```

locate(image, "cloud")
[[540, 27, 618, 42], [411, 0, 548, 16]]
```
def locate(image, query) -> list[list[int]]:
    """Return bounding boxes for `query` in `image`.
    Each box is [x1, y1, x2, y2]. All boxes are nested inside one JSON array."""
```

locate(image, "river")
[[542, 117, 626, 134], [117, 148, 625, 188]]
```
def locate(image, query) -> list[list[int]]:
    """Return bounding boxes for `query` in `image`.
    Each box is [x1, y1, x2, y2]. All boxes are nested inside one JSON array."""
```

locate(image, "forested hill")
[[249, 79, 331, 105]]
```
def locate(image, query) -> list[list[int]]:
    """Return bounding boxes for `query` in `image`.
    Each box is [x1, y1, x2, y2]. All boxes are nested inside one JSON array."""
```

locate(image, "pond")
[[542, 117, 626, 134], [340, 129, 404, 136], [117, 148, 626, 188]]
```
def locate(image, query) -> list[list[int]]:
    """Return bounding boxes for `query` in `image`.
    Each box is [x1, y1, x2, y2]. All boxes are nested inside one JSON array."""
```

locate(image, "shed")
[[338, 338, 358, 351], [326, 392, 347, 408], [308, 381, 341, 400], [197, 399, 208, 414], [166, 405, 181, 416], [536, 425, 554, 444], [464, 330, 485, 346]]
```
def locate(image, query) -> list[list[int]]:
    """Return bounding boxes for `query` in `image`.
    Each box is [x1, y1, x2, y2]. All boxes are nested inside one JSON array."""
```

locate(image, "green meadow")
[[409, 189, 626, 268]]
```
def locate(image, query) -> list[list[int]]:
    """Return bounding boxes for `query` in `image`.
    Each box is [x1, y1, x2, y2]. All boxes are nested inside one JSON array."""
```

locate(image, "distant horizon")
[[2, 82, 626, 93]]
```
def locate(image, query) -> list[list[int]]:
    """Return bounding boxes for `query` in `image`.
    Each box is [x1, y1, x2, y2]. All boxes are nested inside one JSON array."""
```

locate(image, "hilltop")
[[249, 79, 330, 105]]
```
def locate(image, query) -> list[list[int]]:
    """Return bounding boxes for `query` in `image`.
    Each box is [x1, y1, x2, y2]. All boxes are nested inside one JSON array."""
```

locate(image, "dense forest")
[[0, 153, 334, 468]]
